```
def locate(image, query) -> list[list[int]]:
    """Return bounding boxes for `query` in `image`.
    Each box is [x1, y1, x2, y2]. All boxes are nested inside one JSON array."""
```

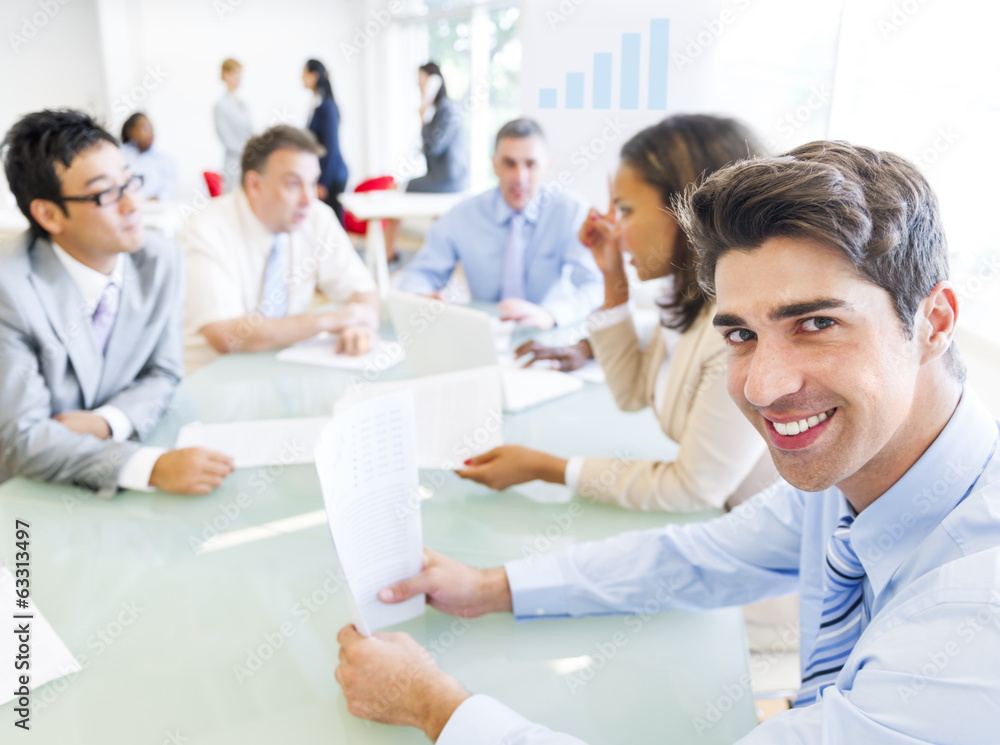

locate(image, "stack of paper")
[[276, 334, 405, 371], [315, 390, 425, 635], [174, 417, 330, 468], [336, 366, 504, 469]]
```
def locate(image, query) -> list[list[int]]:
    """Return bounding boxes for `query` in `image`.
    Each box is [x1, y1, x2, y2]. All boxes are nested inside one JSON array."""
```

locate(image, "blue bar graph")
[[566, 72, 584, 109], [593, 53, 612, 109], [535, 19, 670, 111], [648, 19, 669, 110], [620, 32, 640, 110]]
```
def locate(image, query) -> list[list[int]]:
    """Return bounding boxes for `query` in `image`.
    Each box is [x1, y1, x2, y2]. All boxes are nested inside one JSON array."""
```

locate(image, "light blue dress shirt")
[[439, 388, 1000, 744], [397, 186, 603, 326], [122, 142, 177, 201]]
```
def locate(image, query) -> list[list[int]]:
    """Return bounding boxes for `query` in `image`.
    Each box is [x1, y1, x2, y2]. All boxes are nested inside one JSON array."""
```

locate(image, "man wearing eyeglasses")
[[0, 109, 234, 497]]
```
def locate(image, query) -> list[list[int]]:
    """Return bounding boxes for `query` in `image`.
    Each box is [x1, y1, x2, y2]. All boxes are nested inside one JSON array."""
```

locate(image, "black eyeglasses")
[[62, 174, 144, 207]]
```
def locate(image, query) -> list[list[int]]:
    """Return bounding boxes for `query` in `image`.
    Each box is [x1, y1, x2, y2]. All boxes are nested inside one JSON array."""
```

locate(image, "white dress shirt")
[[49, 243, 164, 491], [178, 190, 377, 371]]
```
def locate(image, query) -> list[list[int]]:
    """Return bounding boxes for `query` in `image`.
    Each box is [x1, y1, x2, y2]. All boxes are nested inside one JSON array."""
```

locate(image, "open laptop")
[[386, 291, 584, 412]]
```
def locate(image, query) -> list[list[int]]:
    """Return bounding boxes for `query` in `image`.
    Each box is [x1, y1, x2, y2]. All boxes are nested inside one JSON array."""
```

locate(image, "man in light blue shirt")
[[398, 118, 603, 328], [334, 141, 1000, 743]]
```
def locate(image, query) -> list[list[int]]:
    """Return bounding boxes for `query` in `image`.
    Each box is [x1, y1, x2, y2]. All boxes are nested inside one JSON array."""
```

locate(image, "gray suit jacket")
[[0, 230, 184, 496]]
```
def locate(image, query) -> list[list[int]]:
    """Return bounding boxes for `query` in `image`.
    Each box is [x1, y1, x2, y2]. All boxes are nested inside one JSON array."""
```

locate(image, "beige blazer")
[[578, 304, 780, 511]]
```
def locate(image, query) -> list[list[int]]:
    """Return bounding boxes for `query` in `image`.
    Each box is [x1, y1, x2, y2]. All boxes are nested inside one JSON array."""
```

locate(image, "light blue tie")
[[501, 213, 526, 300], [795, 514, 866, 707], [260, 234, 288, 318]]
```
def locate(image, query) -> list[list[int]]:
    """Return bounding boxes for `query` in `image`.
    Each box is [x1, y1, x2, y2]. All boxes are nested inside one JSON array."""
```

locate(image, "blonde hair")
[[221, 58, 242, 77]]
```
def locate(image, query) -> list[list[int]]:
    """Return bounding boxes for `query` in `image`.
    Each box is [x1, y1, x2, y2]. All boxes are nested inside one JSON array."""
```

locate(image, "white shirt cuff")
[[116, 447, 167, 492], [564, 456, 586, 491], [437, 694, 533, 745], [584, 301, 634, 334], [94, 405, 134, 442], [503, 554, 571, 619]]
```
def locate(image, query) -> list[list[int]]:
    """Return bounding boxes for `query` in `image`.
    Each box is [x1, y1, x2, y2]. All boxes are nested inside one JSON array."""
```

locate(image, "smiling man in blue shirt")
[[335, 141, 1000, 744], [398, 118, 603, 328]]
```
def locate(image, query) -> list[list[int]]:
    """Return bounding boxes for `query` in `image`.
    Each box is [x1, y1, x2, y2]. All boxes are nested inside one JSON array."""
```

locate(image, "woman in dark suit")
[[302, 58, 348, 226], [407, 62, 468, 194], [384, 62, 470, 263]]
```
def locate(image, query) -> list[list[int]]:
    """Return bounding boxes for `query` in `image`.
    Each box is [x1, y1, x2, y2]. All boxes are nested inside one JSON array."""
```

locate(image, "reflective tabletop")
[[0, 320, 757, 744]]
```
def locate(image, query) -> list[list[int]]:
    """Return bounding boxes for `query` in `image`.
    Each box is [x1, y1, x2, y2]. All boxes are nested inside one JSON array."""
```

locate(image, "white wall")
[[0, 0, 108, 207], [0, 0, 373, 205]]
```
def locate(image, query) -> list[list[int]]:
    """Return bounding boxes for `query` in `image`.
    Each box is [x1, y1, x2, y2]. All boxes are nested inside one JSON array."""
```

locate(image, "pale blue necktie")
[[795, 515, 866, 707], [91, 281, 120, 355], [501, 213, 526, 300], [260, 234, 288, 317]]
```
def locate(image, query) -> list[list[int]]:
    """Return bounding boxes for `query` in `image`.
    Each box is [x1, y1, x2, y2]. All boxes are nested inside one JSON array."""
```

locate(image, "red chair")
[[344, 175, 396, 235], [203, 171, 225, 198]]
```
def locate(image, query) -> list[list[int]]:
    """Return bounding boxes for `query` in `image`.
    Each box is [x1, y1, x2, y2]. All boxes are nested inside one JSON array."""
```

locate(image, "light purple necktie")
[[91, 281, 121, 355], [501, 212, 526, 300]]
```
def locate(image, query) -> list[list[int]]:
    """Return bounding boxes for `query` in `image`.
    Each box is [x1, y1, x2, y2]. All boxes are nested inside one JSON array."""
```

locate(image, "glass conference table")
[[0, 322, 758, 744]]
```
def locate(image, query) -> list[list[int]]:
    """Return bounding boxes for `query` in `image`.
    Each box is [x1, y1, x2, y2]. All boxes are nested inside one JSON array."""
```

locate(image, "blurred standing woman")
[[303, 58, 348, 226], [214, 58, 253, 193], [383, 62, 469, 263], [408, 62, 468, 194]]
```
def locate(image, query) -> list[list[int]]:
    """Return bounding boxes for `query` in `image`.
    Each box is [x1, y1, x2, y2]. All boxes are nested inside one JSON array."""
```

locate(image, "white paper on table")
[[175, 417, 330, 468], [335, 366, 503, 469], [276, 334, 405, 371], [315, 389, 424, 636], [0, 568, 81, 705]]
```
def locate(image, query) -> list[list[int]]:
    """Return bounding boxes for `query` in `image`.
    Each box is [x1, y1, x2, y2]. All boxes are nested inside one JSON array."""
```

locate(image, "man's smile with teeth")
[[770, 408, 836, 436]]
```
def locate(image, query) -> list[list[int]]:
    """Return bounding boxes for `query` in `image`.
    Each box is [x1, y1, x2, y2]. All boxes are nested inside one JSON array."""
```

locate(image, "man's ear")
[[29, 199, 66, 236], [917, 281, 958, 366], [244, 170, 260, 195]]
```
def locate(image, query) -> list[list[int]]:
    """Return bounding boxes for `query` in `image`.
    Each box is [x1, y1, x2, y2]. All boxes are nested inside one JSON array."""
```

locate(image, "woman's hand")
[[456, 445, 567, 491], [514, 339, 593, 372], [578, 187, 624, 279]]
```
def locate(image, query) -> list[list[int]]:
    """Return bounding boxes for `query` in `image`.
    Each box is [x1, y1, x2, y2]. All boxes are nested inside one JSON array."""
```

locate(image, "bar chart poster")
[[520, 0, 722, 205]]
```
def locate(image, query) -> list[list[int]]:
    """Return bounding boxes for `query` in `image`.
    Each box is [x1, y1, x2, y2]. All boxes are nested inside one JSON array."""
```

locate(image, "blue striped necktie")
[[795, 514, 866, 707], [260, 234, 288, 317]]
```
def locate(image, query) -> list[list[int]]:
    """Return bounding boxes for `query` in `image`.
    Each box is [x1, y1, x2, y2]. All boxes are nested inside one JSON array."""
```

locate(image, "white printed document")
[[315, 390, 424, 635], [276, 334, 405, 371], [335, 366, 503, 469], [0, 567, 81, 707], [174, 417, 330, 468]]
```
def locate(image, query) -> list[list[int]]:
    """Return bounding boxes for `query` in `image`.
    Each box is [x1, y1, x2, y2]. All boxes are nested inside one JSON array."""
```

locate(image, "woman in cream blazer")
[[458, 114, 778, 513]]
